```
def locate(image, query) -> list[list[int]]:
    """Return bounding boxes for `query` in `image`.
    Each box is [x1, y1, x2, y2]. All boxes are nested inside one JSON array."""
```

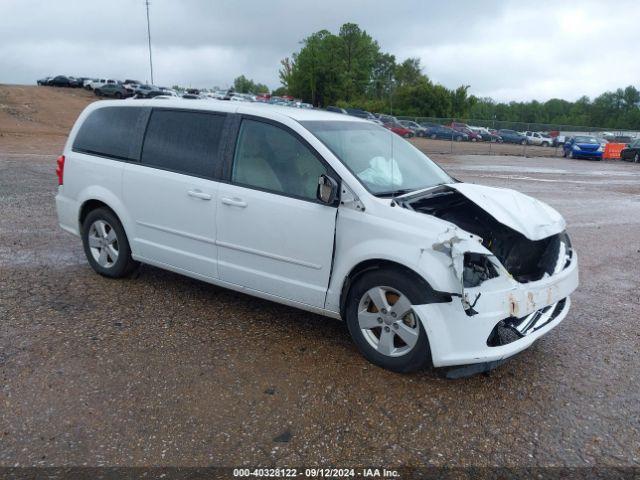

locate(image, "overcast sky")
[[1, 0, 638, 102]]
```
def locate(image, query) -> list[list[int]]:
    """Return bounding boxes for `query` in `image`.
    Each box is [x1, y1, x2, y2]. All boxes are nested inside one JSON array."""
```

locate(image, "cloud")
[[1, 0, 638, 100]]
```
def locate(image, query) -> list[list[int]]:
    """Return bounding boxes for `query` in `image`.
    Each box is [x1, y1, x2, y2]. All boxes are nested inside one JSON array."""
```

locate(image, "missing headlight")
[[463, 253, 499, 288]]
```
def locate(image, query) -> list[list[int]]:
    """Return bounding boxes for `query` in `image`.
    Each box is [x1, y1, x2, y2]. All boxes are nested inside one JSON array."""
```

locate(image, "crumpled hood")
[[447, 183, 566, 241]]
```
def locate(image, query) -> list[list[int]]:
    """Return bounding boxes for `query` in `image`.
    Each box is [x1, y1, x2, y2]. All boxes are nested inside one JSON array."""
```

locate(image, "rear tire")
[[430, 134, 437, 140], [115, 91, 122, 99], [81, 208, 139, 278], [345, 269, 432, 373]]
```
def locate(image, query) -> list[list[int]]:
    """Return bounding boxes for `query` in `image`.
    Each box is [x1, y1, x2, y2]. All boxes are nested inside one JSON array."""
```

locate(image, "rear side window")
[[73, 107, 149, 160], [141, 109, 225, 178]]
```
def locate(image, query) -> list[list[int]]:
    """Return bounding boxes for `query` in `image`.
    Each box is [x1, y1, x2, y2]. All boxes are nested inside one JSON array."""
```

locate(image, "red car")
[[384, 122, 414, 138], [450, 122, 482, 142]]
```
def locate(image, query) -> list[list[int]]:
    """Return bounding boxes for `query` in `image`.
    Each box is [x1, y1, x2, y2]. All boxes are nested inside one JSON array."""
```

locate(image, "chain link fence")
[[393, 116, 639, 157]]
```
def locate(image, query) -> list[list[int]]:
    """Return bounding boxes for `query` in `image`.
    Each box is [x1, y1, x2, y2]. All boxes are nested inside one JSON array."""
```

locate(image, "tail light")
[[56, 155, 65, 185]]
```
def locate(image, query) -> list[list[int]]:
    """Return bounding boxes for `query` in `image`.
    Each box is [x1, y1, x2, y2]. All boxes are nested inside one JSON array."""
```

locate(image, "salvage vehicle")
[[620, 138, 640, 163], [398, 120, 428, 137], [94, 83, 131, 99], [55, 101, 579, 376], [424, 125, 467, 141], [562, 136, 603, 160], [524, 131, 553, 147], [383, 121, 414, 138], [497, 129, 528, 145]]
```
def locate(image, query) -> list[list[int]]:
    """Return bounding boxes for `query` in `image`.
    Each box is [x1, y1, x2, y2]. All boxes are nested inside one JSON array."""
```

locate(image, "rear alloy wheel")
[[82, 208, 138, 278], [635, 153, 639, 163], [521, 139, 527, 145], [346, 269, 431, 372], [431, 134, 437, 140]]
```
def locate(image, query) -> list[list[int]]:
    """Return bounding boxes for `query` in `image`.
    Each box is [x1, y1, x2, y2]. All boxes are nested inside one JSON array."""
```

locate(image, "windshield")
[[574, 136, 599, 144], [301, 121, 453, 196]]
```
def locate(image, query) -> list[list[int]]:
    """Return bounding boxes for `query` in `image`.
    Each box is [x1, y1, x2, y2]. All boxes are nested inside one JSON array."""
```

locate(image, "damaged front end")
[[399, 184, 572, 287], [394, 183, 579, 367]]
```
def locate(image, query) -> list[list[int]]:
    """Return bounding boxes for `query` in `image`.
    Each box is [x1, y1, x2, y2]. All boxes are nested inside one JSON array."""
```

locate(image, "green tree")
[[233, 75, 269, 94]]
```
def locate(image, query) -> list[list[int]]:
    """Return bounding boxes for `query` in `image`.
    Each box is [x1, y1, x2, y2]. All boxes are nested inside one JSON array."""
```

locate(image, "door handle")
[[187, 189, 212, 200], [221, 197, 247, 208]]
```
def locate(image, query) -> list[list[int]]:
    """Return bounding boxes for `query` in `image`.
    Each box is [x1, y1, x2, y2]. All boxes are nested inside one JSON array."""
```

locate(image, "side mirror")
[[317, 174, 339, 205]]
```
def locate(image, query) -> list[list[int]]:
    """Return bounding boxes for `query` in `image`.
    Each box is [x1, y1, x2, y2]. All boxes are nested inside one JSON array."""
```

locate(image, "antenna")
[[145, 0, 154, 84]]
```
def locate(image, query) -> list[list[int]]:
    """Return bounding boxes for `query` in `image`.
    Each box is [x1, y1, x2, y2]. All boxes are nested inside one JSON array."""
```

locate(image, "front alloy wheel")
[[345, 269, 432, 372], [358, 286, 419, 357]]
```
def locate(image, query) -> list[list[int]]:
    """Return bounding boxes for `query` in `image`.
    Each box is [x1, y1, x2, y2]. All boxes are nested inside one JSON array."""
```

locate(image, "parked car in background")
[[398, 120, 428, 137], [425, 125, 467, 141], [345, 108, 375, 120], [562, 136, 603, 160], [378, 114, 399, 124], [49, 75, 75, 87], [552, 135, 567, 147], [497, 129, 527, 145], [87, 79, 117, 91], [94, 83, 131, 99], [134, 85, 165, 98], [524, 131, 553, 146], [449, 122, 480, 142], [620, 139, 640, 163], [384, 122, 414, 138], [326, 106, 347, 114], [56, 100, 578, 374], [37, 76, 52, 86], [472, 127, 502, 143]]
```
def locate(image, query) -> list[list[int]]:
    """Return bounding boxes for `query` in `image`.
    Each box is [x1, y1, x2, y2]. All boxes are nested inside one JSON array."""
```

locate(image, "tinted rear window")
[[141, 109, 225, 178], [73, 107, 149, 160]]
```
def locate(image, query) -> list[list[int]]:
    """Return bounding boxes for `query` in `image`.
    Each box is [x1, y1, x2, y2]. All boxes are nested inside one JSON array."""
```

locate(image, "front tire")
[[345, 269, 432, 373], [81, 208, 138, 278]]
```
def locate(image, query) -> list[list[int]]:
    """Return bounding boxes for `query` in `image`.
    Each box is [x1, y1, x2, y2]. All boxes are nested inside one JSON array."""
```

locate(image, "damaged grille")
[[487, 298, 568, 347], [400, 186, 571, 283]]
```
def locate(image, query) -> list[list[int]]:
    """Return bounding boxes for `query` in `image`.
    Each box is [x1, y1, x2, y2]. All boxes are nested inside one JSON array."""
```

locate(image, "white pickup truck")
[[524, 131, 553, 147]]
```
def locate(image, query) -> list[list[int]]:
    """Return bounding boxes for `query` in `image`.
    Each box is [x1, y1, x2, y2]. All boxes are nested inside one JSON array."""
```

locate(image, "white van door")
[[216, 118, 338, 307], [123, 109, 226, 279]]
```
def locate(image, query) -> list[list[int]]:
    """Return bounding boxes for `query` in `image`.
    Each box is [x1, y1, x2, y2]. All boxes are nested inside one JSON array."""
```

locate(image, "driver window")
[[232, 119, 328, 200]]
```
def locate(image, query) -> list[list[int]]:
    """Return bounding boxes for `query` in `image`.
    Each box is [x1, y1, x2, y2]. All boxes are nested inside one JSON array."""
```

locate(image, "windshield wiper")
[[374, 188, 416, 198]]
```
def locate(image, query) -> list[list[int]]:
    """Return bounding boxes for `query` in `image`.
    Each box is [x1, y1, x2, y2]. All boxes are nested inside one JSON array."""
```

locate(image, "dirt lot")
[[1, 86, 639, 470]]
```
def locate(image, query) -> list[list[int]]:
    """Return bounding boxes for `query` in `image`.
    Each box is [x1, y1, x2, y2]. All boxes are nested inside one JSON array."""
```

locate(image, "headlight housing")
[[463, 253, 499, 288], [573, 145, 581, 151]]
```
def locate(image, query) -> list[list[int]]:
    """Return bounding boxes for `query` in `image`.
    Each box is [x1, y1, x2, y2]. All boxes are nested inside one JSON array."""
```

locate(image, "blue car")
[[424, 125, 467, 141], [497, 129, 527, 145], [562, 136, 603, 160]]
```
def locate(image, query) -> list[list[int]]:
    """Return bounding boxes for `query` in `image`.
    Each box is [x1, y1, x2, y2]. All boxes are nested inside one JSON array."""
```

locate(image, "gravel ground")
[[1, 147, 639, 469]]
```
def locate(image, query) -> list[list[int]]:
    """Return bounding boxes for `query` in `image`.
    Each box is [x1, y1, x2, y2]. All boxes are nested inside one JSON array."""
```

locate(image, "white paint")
[[55, 100, 580, 369]]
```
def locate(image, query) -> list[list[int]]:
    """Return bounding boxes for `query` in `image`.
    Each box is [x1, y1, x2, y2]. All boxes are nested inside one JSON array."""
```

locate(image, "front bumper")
[[415, 251, 579, 367], [572, 149, 602, 159]]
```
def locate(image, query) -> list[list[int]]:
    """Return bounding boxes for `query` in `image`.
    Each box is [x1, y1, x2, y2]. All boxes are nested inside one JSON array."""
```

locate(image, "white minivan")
[[55, 100, 579, 375]]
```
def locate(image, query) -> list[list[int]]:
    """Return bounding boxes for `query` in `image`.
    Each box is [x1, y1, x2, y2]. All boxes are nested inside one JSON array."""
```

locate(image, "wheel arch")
[[338, 259, 452, 320], [76, 189, 134, 244]]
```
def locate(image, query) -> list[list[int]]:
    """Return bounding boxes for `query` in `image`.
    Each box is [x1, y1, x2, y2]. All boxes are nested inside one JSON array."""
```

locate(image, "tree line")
[[235, 23, 640, 129]]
